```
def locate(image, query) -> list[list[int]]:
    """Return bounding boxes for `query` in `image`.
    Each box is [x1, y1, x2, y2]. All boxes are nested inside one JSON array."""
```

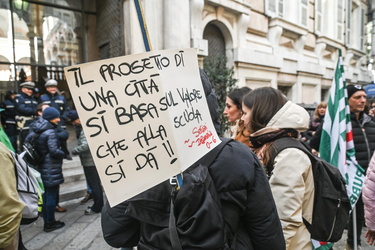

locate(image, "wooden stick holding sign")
[[134, 0, 152, 52], [133, 0, 185, 190], [64, 48, 221, 207]]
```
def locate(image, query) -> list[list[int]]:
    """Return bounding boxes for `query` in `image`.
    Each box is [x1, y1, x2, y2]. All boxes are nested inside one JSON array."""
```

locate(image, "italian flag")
[[314, 50, 365, 249]]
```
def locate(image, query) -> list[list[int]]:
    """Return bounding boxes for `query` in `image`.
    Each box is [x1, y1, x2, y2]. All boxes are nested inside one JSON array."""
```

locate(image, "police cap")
[[20, 81, 35, 89], [45, 79, 58, 87]]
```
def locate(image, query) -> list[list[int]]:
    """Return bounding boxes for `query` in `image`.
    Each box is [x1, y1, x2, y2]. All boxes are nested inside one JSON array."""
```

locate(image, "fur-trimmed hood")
[[251, 101, 310, 137]]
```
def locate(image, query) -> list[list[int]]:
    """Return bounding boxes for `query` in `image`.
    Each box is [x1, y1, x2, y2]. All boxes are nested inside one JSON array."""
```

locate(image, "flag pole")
[[353, 207, 357, 250]]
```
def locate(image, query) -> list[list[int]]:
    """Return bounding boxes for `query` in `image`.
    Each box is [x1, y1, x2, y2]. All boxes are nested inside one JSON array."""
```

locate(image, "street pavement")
[[19, 126, 373, 249], [20, 196, 373, 250], [19, 126, 120, 250], [20, 198, 118, 250], [334, 227, 373, 250]]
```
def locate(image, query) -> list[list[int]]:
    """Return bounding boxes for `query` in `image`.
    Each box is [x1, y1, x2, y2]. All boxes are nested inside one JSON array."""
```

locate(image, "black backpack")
[[23, 133, 44, 168], [268, 137, 351, 242], [169, 138, 233, 250]]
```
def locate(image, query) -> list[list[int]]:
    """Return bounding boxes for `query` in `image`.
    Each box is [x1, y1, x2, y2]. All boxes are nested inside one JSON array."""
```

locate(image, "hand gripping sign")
[[64, 48, 221, 207]]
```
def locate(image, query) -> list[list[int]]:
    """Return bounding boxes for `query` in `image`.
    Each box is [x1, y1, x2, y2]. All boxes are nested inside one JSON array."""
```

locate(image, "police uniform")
[[14, 82, 38, 149], [39, 79, 70, 126], [1, 91, 18, 150]]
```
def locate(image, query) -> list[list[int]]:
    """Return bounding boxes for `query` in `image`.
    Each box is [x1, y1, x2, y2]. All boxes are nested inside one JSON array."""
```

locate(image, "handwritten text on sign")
[[64, 49, 220, 207]]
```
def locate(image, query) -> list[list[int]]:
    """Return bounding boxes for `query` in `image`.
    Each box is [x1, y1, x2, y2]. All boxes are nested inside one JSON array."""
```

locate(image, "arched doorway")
[[203, 22, 226, 61], [202, 21, 235, 135]]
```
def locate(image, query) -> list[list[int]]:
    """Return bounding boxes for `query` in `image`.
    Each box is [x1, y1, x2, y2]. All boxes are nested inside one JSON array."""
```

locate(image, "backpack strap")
[[169, 200, 182, 250], [10, 151, 20, 190], [196, 138, 234, 167], [24, 132, 46, 165], [29, 131, 41, 143], [267, 137, 314, 176], [169, 138, 234, 250]]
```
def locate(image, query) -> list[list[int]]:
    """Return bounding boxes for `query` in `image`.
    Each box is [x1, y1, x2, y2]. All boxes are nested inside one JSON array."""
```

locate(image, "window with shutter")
[[266, 0, 277, 17], [266, 0, 284, 19], [300, 0, 308, 27], [360, 8, 364, 50], [346, 0, 351, 45], [336, 0, 344, 41], [315, 0, 323, 33], [269, 0, 276, 12], [278, 0, 284, 18]]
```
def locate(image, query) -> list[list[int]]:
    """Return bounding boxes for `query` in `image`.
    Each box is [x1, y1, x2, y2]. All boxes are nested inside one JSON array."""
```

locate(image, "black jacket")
[[309, 123, 322, 152], [29, 116, 68, 141], [26, 118, 65, 187], [310, 112, 375, 171], [350, 112, 375, 170], [101, 139, 285, 250]]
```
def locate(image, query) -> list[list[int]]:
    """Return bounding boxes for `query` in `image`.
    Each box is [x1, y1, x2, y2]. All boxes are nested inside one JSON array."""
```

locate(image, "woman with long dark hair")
[[223, 87, 251, 147], [241, 87, 314, 250]]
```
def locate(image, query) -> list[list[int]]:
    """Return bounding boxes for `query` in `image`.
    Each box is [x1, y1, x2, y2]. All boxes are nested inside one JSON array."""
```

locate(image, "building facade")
[[0, 0, 98, 107], [0, 0, 372, 105], [120, 0, 371, 104]]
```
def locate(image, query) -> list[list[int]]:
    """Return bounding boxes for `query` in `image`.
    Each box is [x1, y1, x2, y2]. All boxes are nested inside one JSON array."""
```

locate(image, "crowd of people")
[[0, 79, 103, 249], [101, 72, 375, 249], [2, 72, 375, 250]]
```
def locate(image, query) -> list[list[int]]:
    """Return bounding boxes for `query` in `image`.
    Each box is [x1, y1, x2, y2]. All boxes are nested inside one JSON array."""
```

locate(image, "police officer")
[[40, 79, 71, 160], [40, 80, 70, 119], [1, 90, 18, 151], [14, 81, 38, 150], [33, 87, 41, 101]]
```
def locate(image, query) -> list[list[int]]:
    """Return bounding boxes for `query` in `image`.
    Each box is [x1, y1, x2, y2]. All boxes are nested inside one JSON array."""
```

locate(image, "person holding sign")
[[69, 110, 104, 215], [101, 70, 285, 250]]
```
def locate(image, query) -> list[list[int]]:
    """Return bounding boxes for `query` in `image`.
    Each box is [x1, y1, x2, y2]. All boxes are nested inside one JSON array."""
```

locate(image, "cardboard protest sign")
[[64, 48, 220, 207]]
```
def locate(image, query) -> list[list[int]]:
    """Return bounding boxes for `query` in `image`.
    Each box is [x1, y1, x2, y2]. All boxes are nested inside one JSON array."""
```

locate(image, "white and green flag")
[[320, 49, 365, 207], [314, 50, 365, 249]]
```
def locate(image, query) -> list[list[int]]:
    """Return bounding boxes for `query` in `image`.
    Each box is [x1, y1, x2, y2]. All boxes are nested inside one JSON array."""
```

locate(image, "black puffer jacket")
[[101, 139, 284, 250], [29, 116, 69, 141], [101, 69, 284, 249], [26, 118, 65, 187], [350, 112, 375, 171]]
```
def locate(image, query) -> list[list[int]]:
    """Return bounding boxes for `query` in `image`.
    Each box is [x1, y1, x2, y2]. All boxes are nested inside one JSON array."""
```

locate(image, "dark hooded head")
[[200, 69, 220, 135]]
